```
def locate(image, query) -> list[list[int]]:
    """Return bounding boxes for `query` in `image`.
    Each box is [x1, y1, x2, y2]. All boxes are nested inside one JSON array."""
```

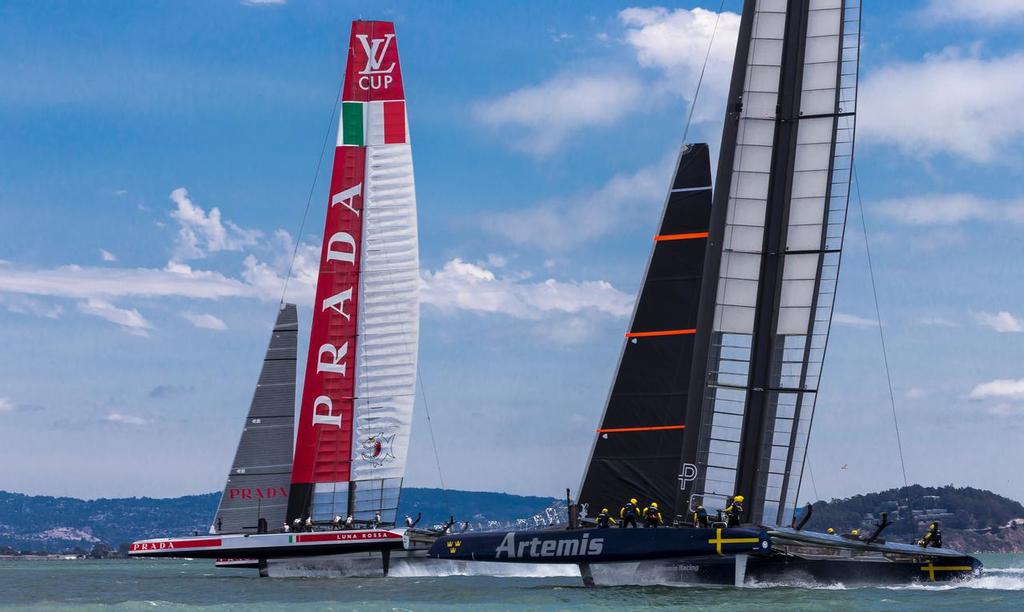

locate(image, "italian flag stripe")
[[341, 102, 364, 147], [382, 101, 407, 144], [340, 101, 408, 147]]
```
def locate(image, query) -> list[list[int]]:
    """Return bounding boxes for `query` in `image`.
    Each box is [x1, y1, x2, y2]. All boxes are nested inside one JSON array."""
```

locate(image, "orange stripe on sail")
[[654, 232, 709, 241], [625, 329, 697, 338], [598, 425, 686, 434]]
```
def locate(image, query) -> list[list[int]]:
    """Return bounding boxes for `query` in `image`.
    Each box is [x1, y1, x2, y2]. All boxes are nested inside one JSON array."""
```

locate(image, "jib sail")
[[288, 20, 419, 527], [212, 303, 297, 533], [578, 144, 714, 523]]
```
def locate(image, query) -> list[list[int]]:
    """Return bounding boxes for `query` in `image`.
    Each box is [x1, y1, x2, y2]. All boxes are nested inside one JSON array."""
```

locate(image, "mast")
[[288, 20, 419, 526], [213, 303, 298, 534], [679, 0, 861, 525]]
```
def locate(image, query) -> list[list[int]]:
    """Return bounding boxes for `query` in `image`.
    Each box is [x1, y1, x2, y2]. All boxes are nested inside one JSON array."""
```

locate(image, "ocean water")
[[1, 555, 1023, 611]]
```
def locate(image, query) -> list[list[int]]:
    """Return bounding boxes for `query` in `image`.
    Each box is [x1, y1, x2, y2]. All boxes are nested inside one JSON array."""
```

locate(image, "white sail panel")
[[350, 142, 419, 523]]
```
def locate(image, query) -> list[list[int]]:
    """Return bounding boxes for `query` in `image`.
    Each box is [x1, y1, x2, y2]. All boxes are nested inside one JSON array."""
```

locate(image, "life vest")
[[622, 503, 637, 518], [644, 507, 661, 522]]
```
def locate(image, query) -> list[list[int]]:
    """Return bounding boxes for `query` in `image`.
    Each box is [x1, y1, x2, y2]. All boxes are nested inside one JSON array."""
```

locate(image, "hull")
[[128, 529, 403, 560], [429, 526, 770, 563], [588, 553, 983, 586]]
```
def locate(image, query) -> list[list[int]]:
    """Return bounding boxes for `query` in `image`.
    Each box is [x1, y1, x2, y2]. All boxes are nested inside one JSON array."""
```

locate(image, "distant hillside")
[[0, 488, 557, 553], [804, 485, 1024, 552]]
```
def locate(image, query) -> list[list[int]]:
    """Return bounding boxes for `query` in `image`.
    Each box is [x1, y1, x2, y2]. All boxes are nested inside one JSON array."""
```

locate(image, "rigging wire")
[[853, 162, 910, 490], [279, 74, 346, 306], [417, 369, 452, 517], [680, 0, 728, 145], [806, 459, 821, 504]]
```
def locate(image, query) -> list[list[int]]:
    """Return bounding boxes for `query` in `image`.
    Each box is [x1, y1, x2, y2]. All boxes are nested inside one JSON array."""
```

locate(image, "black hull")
[[587, 553, 982, 586]]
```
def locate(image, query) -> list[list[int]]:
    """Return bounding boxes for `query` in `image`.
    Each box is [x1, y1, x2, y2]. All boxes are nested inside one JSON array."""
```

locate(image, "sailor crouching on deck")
[[918, 521, 943, 548], [692, 505, 709, 528], [620, 498, 640, 528], [596, 508, 617, 528], [643, 502, 663, 528], [725, 495, 744, 527]]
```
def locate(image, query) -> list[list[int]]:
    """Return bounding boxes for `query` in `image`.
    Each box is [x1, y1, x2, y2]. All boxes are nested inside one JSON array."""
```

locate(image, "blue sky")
[[2, 0, 1024, 506]]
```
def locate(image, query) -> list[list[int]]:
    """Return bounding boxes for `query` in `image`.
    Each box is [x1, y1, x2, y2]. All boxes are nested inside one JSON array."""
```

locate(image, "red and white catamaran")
[[130, 19, 428, 576]]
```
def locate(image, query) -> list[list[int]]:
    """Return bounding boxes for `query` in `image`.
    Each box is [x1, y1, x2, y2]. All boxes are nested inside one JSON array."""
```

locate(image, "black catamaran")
[[432, 0, 982, 585]]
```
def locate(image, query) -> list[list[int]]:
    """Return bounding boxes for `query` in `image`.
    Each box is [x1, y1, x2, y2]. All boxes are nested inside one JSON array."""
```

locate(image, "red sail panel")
[[343, 21, 404, 103], [291, 20, 407, 491], [291, 146, 365, 485]]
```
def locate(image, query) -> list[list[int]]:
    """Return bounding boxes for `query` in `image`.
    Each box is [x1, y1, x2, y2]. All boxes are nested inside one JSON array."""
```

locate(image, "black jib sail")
[[211, 303, 298, 534], [578, 144, 714, 522]]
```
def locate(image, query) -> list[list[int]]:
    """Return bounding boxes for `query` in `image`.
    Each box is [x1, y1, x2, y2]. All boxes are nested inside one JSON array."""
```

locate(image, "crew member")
[[373, 511, 382, 528], [304, 516, 313, 531], [620, 498, 639, 528], [596, 508, 616, 528], [692, 505, 709, 528], [345, 515, 354, 530], [283, 522, 291, 533], [292, 517, 303, 532], [215, 517, 222, 533], [918, 522, 943, 548], [333, 515, 343, 530], [843, 528, 861, 541], [826, 527, 835, 535], [725, 495, 744, 527], [643, 502, 663, 528]]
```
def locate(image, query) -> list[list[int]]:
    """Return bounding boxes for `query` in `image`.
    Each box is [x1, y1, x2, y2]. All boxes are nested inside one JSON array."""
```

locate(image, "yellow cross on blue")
[[707, 528, 761, 556], [919, 562, 973, 582]]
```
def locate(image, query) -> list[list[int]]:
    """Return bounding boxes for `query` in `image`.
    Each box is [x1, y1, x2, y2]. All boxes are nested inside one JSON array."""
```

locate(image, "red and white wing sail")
[[289, 20, 418, 526]]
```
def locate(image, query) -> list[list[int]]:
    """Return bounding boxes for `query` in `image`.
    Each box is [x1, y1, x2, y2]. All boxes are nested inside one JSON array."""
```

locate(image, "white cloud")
[[77, 298, 153, 336], [182, 312, 228, 331], [99, 249, 117, 262], [833, 313, 879, 328], [917, 315, 959, 328], [875, 193, 1024, 226], [474, 74, 645, 155], [482, 156, 670, 250], [420, 258, 633, 320], [0, 398, 14, 413], [860, 50, 1024, 162], [922, 0, 1024, 24], [2, 295, 62, 319], [0, 398, 43, 414], [619, 6, 739, 116], [104, 412, 149, 426], [905, 387, 928, 399], [974, 310, 1024, 333], [969, 378, 1024, 401], [0, 261, 258, 300], [169, 187, 261, 260]]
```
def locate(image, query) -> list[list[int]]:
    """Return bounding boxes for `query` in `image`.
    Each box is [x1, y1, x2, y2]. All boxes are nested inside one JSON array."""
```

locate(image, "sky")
[[2, 0, 1024, 506]]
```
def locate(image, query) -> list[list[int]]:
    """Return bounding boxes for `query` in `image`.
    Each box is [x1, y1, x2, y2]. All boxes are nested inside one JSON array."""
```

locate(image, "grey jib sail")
[[578, 144, 714, 522], [211, 303, 297, 533], [680, 0, 861, 526]]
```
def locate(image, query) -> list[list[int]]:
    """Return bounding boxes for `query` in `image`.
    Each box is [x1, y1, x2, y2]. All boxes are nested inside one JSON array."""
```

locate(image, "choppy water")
[[1, 555, 1022, 610]]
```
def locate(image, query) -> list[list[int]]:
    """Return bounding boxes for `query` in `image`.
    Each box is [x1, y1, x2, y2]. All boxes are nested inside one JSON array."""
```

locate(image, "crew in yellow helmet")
[[596, 507, 616, 528], [692, 504, 709, 528], [643, 502, 663, 528], [826, 527, 835, 535], [725, 495, 744, 527], [620, 498, 639, 528]]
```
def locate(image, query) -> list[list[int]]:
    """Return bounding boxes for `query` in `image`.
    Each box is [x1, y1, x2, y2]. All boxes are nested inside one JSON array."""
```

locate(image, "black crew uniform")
[[620, 502, 639, 528], [596, 511, 616, 529]]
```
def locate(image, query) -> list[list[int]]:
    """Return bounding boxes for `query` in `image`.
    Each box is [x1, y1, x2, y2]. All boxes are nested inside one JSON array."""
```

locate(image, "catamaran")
[[129, 19, 431, 577], [430, 0, 982, 585]]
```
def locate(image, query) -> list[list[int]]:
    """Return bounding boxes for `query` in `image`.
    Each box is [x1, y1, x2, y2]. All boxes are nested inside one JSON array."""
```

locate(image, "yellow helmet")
[[826, 527, 835, 534], [651, 502, 658, 509], [851, 529, 860, 535], [630, 498, 638, 504], [601, 508, 609, 513], [733, 495, 744, 503]]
